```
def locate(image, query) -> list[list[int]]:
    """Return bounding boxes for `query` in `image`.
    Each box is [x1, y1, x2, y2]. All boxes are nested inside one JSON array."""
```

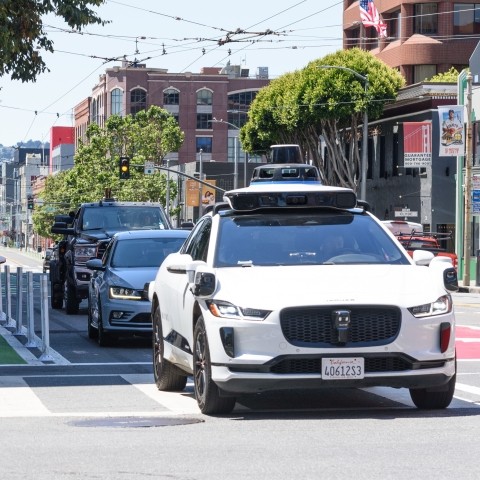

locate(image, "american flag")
[[359, 0, 387, 38]]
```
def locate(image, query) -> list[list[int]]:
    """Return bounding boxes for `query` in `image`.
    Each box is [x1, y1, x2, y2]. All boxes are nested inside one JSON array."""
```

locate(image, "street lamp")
[[209, 118, 240, 189], [317, 65, 369, 200]]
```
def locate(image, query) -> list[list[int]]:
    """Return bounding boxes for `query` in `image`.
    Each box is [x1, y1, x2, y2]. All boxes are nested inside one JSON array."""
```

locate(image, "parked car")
[[86, 229, 189, 346], [42, 248, 53, 273], [148, 183, 458, 415]]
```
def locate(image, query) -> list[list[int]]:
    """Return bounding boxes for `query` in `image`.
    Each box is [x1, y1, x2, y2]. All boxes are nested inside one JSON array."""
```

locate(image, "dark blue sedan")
[[86, 229, 189, 346]]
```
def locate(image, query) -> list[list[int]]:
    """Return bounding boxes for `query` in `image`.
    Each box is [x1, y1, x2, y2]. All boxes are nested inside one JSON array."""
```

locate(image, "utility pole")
[[463, 71, 473, 286]]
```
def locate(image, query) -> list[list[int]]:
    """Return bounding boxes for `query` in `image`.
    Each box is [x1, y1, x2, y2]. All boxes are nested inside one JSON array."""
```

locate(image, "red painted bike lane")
[[456, 326, 480, 359]]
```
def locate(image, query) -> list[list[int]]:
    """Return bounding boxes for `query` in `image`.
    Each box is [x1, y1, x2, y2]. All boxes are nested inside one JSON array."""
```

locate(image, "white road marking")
[[0, 376, 50, 417]]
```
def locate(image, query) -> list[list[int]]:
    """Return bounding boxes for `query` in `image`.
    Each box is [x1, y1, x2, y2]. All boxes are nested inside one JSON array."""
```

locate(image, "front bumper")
[[210, 356, 456, 394]]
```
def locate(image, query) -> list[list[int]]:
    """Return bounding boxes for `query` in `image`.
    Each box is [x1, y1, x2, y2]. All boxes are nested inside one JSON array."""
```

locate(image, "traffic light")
[[27, 196, 34, 210], [119, 157, 130, 179]]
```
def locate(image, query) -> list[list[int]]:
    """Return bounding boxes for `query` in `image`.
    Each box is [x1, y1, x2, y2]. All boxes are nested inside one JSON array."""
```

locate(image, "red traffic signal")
[[119, 157, 130, 179]]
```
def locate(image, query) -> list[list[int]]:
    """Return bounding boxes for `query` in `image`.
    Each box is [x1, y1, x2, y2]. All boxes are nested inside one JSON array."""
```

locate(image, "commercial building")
[[343, 1, 477, 85]]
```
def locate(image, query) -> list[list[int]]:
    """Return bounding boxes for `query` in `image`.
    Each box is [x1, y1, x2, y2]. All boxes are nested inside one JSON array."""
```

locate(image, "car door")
[[177, 216, 212, 348]]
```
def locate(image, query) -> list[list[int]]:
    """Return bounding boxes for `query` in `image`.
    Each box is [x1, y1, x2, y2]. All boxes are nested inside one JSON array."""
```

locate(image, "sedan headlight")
[[109, 287, 143, 300], [408, 294, 452, 318], [206, 300, 271, 321]]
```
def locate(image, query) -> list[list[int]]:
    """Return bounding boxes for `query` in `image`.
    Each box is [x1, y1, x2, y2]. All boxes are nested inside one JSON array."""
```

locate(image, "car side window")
[[184, 218, 211, 262]]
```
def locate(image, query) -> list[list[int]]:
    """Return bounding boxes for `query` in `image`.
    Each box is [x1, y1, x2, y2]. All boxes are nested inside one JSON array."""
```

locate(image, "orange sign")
[[185, 180, 217, 207]]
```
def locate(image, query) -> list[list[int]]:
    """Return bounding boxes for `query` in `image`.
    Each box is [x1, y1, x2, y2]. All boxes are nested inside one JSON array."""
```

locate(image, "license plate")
[[322, 357, 364, 380]]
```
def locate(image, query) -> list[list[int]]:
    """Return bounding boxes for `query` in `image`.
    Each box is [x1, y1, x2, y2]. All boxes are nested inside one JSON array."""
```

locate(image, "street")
[[0, 248, 480, 479]]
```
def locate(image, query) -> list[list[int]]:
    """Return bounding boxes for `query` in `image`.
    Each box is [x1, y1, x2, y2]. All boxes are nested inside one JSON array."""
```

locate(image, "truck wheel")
[[51, 282, 63, 309], [65, 282, 79, 315]]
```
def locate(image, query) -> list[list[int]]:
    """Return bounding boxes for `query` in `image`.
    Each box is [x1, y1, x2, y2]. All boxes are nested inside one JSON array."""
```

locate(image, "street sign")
[[395, 208, 418, 218], [144, 162, 154, 175]]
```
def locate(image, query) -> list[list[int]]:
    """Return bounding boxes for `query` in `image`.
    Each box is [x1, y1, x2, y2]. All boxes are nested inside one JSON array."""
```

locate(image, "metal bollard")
[[0, 264, 3, 322], [14, 266, 24, 336], [4, 265, 13, 328], [25, 271, 36, 348], [39, 274, 53, 362]]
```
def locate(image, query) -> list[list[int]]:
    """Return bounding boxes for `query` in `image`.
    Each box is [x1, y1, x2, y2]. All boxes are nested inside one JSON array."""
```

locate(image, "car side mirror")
[[191, 271, 216, 297], [443, 267, 458, 292]]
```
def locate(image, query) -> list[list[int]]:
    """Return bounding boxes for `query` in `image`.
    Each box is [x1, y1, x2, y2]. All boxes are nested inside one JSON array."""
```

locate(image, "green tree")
[[33, 105, 184, 238], [0, 0, 106, 82], [426, 67, 460, 83], [240, 48, 405, 190]]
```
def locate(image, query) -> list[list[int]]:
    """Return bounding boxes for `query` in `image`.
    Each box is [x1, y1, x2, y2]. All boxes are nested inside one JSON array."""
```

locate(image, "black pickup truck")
[[50, 196, 171, 314]]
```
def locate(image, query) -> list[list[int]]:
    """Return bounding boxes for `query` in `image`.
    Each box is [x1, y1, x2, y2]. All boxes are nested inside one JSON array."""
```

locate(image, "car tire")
[[65, 281, 79, 315], [97, 305, 112, 347], [51, 282, 63, 309], [193, 316, 236, 415], [153, 305, 187, 391], [87, 297, 98, 339], [409, 359, 456, 409]]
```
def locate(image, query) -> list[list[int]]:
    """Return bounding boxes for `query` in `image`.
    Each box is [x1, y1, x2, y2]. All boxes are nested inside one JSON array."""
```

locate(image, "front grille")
[[280, 306, 401, 347], [96, 240, 109, 260], [270, 356, 411, 374], [109, 312, 151, 327]]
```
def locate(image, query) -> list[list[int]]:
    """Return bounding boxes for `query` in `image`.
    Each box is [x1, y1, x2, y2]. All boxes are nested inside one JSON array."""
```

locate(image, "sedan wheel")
[[87, 297, 98, 339], [193, 316, 236, 415], [153, 305, 187, 391]]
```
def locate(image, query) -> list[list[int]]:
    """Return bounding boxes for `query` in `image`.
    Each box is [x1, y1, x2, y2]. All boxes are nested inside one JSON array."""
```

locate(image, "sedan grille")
[[280, 306, 401, 347], [270, 356, 411, 374]]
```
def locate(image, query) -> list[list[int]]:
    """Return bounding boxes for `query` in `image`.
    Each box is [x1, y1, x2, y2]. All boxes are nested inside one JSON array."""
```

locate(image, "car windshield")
[[214, 212, 409, 267], [82, 206, 168, 230], [111, 237, 186, 268]]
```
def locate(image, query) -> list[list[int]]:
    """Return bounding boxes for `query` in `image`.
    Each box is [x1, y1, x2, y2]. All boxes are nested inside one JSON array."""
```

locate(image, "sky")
[[0, 0, 344, 147]]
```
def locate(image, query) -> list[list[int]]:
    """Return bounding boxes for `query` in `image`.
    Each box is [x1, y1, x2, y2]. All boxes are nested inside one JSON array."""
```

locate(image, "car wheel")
[[51, 282, 63, 309], [65, 281, 79, 315], [193, 316, 236, 415], [409, 359, 456, 409], [87, 297, 98, 339], [97, 305, 112, 347], [153, 305, 187, 391]]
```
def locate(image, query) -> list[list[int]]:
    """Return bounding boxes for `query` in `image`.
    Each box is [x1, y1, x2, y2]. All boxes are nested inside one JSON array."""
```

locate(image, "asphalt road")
[[1, 247, 480, 479]]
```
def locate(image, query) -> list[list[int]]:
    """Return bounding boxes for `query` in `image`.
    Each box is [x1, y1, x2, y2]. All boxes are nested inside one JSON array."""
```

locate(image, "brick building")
[[343, 1, 477, 84], [74, 61, 270, 167]]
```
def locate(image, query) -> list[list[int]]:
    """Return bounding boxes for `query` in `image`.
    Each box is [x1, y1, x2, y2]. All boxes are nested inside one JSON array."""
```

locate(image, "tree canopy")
[[426, 67, 461, 83], [33, 105, 184, 238], [240, 48, 405, 190], [0, 0, 106, 82]]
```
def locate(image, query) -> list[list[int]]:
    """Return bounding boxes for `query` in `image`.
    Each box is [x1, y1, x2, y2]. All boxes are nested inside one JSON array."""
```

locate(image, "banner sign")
[[438, 105, 464, 157], [403, 122, 432, 167], [186, 179, 217, 207]]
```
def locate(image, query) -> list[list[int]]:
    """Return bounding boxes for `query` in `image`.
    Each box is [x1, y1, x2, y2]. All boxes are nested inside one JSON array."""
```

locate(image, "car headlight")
[[75, 245, 97, 259], [109, 287, 143, 300], [408, 294, 452, 318], [206, 300, 271, 321]]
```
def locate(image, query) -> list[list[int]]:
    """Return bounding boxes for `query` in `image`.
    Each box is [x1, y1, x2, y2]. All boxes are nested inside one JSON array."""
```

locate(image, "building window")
[[197, 89, 213, 105], [414, 4, 438, 34], [454, 4, 480, 34], [90, 98, 98, 124], [164, 88, 179, 105], [196, 137, 212, 153], [227, 90, 259, 128], [130, 88, 146, 115], [111, 88, 123, 116], [413, 64, 437, 83], [388, 11, 401, 39], [197, 113, 212, 129]]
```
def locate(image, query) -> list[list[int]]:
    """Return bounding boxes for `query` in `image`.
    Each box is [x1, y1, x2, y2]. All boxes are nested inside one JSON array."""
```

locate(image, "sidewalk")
[[458, 279, 480, 294]]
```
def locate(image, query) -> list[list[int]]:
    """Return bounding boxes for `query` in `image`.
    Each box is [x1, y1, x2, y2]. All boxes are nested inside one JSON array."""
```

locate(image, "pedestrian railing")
[[0, 265, 53, 362]]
